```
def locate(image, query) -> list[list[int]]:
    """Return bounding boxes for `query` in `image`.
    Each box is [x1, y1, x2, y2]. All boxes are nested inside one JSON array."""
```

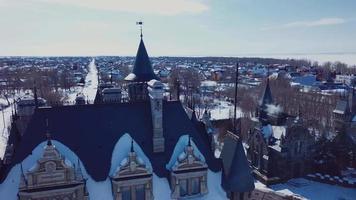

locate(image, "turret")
[[125, 30, 159, 102]]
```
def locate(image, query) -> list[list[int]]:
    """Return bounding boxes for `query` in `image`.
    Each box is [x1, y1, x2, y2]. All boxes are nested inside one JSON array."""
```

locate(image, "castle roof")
[[260, 78, 273, 106], [1, 101, 220, 182], [124, 38, 159, 82]]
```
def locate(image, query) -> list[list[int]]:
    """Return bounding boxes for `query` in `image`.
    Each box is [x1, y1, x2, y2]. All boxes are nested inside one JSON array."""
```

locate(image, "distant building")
[[246, 78, 316, 185]]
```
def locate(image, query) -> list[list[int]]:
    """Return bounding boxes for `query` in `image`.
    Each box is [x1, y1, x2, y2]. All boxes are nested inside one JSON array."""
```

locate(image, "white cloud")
[[284, 17, 346, 28], [262, 17, 346, 31], [33, 0, 209, 15]]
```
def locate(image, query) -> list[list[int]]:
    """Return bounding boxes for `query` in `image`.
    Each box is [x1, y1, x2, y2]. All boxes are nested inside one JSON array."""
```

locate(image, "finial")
[[136, 21, 143, 38], [45, 118, 52, 146], [130, 139, 134, 152], [188, 136, 192, 147]]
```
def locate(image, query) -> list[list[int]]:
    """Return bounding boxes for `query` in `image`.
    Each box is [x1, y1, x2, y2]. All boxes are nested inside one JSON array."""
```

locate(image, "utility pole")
[[233, 62, 239, 133]]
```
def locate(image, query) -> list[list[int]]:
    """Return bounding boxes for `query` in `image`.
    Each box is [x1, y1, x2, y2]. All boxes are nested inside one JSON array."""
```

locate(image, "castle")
[[0, 33, 255, 200]]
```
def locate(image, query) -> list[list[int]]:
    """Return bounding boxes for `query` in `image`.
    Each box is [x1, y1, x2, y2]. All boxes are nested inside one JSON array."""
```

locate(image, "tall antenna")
[[233, 62, 239, 133], [136, 21, 143, 38]]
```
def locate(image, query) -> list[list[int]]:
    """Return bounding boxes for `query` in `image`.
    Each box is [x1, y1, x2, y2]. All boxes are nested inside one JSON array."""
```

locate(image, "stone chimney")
[[148, 79, 164, 153]]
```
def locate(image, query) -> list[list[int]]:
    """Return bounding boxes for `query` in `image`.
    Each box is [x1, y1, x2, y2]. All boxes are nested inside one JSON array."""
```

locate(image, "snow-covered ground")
[[82, 59, 98, 102], [0, 133, 228, 200], [65, 59, 98, 104], [209, 100, 243, 120], [255, 178, 356, 200]]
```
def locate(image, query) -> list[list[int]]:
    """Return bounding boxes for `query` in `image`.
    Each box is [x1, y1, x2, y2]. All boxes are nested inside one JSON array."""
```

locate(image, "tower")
[[125, 22, 159, 102], [148, 80, 165, 153]]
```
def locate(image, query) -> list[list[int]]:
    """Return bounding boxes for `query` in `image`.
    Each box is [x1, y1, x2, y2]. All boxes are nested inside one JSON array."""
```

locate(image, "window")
[[136, 185, 145, 200], [179, 179, 188, 197], [191, 177, 200, 195], [122, 186, 131, 200]]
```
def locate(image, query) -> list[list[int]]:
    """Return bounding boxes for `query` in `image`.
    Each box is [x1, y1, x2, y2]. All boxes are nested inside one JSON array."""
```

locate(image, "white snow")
[[81, 59, 98, 102], [0, 105, 12, 159], [0, 133, 229, 200], [265, 104, 282, 116], [269, 178, 356, 200], [209, 100, 242, 120], [166, 135, 205, 171], [64, 59, 98, 104], [110, 133, 152, 175], [272, 126, 286, 139]]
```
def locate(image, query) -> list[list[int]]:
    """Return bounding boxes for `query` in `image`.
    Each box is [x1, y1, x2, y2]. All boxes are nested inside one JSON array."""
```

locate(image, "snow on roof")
[[265, 104, 282, 116], [166, 135, 205, 171], [261, 124, 273, 139], [201, 80, 218, 87], [352, 115, 356, 122], [272, 126, 286, 139], [111, 133, 152, 175], [0, 134, 227, 199]]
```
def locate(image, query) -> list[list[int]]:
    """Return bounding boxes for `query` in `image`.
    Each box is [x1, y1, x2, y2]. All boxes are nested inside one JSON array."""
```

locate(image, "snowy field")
[[255, 178, 356, 200]]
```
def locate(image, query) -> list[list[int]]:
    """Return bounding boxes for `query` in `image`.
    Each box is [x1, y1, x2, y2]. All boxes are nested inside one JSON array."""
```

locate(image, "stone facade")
[[111, 145, 153, 200], [148, 80, 165, 153], [170, 140, 208, 199], [246, 118, 315, 185], [127, 82, 149, 102], [18, 142, 88, 200]]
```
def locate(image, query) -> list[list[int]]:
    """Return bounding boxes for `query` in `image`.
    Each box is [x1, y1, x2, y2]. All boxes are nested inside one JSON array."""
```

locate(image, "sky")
[[0, 0, 356, 62]]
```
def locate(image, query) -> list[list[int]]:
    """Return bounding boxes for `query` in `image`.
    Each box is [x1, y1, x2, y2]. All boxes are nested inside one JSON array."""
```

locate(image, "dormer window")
[[111, 142, 153, 200], [18, 141, 88, 200], [168, 137, 208, 199]]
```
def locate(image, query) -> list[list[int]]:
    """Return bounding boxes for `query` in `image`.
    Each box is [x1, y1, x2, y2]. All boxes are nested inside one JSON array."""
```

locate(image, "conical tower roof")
[[125, 38, 159, 82], [260, 78, 273, 106]]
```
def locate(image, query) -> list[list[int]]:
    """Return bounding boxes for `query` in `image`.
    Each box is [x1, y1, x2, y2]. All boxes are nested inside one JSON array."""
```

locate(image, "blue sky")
[[0, 0, 355, 57]]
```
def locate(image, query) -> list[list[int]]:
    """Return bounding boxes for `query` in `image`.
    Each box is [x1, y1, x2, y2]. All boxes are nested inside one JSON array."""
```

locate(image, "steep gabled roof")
[[221, 133, 255, 193], [260, 78, 273, 106], [125, 39, 159, 82], [1, 101, 220, 182]]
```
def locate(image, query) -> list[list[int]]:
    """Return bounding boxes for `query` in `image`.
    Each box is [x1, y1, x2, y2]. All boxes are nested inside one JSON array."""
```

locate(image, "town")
[[0, 33, 355, 200]]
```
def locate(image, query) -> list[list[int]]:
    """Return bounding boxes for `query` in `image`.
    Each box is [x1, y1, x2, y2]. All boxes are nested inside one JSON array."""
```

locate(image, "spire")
[[136, 21, 143, 38], [130, 139, 134, 152], [124, 22, 159, 82], [33, 81, 38, 108], [191, 109, 198, 124], [45, 118, 52, 146], [260, 68, 273, 106], [188, 136, 192, 147]]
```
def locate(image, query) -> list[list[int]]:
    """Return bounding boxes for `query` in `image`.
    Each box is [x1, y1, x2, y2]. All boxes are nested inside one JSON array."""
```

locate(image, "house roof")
[[260, 78, 273, 106], [220, 134, 255, 193], [124, 38, 159, 82], [333, 100, 349, 115], [1, 101, 220, 182]]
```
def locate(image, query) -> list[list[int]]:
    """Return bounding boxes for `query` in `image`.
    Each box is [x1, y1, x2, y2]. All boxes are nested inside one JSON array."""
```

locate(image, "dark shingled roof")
[[124, 39, 159, 82], [221, 135, 255, 193], [260, 78, 273, 106], [1, 101, 220, 182]]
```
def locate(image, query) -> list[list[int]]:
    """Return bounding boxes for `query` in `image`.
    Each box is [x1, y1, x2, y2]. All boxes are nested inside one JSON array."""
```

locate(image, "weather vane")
[[136, 21, 143, 38]]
